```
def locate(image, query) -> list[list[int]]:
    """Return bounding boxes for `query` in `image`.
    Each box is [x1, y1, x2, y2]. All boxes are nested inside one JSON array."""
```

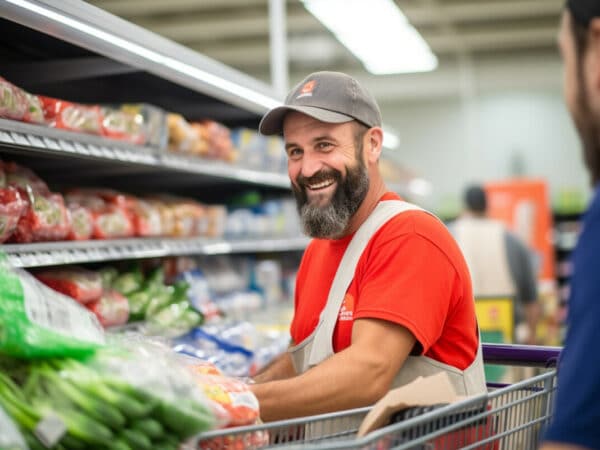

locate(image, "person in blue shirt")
[[541, 1, 600, 449]]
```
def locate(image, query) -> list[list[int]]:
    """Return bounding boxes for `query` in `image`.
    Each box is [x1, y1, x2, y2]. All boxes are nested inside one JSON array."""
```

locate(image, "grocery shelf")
[[0, 0, 280, 126], [0, 118, 290, 190], [3, 235, 310, 268]]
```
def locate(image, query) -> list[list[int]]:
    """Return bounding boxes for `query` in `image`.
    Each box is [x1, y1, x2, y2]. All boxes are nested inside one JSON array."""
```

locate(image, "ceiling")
[[86, 0, 565, 104]]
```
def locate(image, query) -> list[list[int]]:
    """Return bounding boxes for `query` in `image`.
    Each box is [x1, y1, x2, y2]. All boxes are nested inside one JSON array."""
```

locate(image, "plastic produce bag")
[[86, 289, 130, 328], [0, 337, 215, 449], [0, 186, 26, 243], [0, 257, 105, 358], [35, 267, 103, 304], [0, 403, 28, 450]]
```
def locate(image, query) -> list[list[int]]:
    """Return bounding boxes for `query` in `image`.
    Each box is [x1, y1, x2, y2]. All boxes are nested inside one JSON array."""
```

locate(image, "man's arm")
[[505, 231, 539, 343], [250, 318, 415, 422], [253, 351, 296, 383]]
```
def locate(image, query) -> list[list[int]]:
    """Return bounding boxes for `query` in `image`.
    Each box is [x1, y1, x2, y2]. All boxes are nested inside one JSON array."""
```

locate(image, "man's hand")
[[250, 318, 415, 421]]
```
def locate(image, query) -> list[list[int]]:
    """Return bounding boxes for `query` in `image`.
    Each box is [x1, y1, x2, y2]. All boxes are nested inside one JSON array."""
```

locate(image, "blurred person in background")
[[249, 71, 486, 422], [450, 185, 540, 347], [541, 1, 600, 449]]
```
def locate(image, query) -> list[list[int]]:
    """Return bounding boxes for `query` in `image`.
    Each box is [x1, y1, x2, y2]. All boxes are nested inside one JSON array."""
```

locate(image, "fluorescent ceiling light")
[[382, 127, 400, 150], [302, 0, 438, 75], [7, 0, 280, 110]]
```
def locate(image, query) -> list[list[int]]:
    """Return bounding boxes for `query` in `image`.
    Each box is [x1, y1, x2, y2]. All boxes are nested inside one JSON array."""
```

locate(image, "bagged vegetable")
[[66, 203, 93, 240], [35, 267, 103, 304], [0, 77, 27, 121], [0, 338, 215, 450], [0, 186, 26, 243], [40, 96, 103, 135], [86, 289, 130, 328], [10, 190, 70, 243], [0, 257, 104, 358]]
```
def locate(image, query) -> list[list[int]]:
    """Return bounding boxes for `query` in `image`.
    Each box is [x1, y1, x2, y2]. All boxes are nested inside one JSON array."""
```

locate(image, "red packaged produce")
[[3, 162, 49, 193], [86, 289, 129, 327], [192, 374, 260, 427], [23, 93, 45, 124], [0, 187, 26, 243], [126, 197, 162, 237], [35, 267, 103, 304], [92, 205, 134, 239], [11, 190, 70, 243], [0, 77, 27, 121], [67, 204, 93, 241], [40, 96, 103, 135], [101, 107, 146, 145], [68, 188, 129, 209]]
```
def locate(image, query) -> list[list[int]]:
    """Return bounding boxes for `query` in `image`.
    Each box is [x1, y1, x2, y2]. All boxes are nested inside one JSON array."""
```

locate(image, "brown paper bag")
[[357, 372, 464, 437]]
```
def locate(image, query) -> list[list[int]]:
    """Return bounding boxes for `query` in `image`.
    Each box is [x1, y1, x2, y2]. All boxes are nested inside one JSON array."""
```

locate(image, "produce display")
[[0, 343, 216, 449]]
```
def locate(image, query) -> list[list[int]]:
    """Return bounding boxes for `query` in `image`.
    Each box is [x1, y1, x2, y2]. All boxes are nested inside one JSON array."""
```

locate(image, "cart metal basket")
[[194, 344, 560, 450]]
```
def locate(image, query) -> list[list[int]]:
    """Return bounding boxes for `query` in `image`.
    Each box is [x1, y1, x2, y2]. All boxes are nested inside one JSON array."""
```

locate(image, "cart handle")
[[482, 343, 561, 367]]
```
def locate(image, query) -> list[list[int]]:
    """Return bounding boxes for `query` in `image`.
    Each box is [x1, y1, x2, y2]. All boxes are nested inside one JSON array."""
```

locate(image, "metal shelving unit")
[[0, 0, 305, 264], [4, 236, 310, 268], [0, 118, 290, 189]]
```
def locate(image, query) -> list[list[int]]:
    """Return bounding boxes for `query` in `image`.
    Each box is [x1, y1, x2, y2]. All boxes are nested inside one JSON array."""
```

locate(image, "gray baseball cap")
[[259, 71, 382, 136]]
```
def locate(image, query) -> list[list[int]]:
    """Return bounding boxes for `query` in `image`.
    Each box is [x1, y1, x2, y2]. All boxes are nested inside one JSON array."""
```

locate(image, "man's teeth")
[[308, 180, 334, 190]]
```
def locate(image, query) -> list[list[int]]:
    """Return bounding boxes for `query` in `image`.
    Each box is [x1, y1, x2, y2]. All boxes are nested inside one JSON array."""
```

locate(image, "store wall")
[[381, 88, 589, 212]]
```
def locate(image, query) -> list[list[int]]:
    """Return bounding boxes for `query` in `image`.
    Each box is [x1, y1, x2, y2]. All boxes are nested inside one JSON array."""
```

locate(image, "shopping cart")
[[194, 344, 560, 450]]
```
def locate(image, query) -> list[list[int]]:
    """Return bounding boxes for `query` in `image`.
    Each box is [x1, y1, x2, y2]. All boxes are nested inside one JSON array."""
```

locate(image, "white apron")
[[289, 200, 486, 397]]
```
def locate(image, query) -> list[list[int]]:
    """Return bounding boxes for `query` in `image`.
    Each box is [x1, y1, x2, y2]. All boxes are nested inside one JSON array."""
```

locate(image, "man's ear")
[[366, 127, 383, 163], [589, 17, 600, 91]]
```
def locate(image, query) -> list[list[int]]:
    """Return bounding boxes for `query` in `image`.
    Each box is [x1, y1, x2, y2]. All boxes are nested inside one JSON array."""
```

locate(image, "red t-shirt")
[[291, 192, 478, 370]]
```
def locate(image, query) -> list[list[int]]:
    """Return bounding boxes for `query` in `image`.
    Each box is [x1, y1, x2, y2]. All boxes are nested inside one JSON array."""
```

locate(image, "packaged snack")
[[40, 96, 103, 135], [0, 186, 26, 243], [35, 267, 103, 304], [0, 260, 105, 359], [167, 113, 209, 155], [86, 289, 130, 327], [66, 203, 94, 240], [0, 77, 27, 121]]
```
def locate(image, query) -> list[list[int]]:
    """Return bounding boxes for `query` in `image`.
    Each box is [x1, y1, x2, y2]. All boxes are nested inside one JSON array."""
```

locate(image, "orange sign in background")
[[485, 179, 555, 281]]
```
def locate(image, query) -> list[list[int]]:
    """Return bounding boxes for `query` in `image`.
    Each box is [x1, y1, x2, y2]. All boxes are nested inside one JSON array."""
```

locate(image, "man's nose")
[[300, 153, 323, 179]]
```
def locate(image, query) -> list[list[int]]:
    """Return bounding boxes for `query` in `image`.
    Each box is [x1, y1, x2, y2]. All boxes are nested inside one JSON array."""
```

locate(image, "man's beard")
[[574, 68, 600, 186], [292, 159, 369, 239]]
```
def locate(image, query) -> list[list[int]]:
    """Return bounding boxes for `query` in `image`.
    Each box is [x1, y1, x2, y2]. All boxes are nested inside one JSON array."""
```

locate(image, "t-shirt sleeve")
[[353, 223, 459, 354], [543, 213, 600, 448]]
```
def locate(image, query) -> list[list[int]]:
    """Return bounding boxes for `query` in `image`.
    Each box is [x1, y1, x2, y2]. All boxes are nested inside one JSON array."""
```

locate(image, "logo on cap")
[[296, 80, 316, 99]]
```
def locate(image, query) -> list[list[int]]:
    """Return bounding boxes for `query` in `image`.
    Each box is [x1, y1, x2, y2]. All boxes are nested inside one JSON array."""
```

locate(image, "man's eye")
[[288, 148, 302, 158], [316, 142, 332, 150]]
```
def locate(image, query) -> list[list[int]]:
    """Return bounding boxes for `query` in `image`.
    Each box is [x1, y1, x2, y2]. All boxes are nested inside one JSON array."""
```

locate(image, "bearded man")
[[250, 71, 486, 421], [541, 2, 600, 449]]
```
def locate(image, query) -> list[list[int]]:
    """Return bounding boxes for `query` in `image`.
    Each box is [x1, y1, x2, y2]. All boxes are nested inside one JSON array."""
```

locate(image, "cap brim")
[[259, 105, 354, 135]]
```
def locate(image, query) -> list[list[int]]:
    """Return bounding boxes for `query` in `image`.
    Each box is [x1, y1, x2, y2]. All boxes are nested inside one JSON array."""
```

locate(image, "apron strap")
[[307, 200, 426, 367]]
